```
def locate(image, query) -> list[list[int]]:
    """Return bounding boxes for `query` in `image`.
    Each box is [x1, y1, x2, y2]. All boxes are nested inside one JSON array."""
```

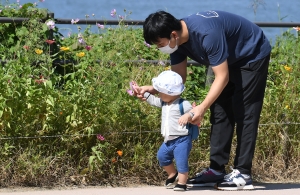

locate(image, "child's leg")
[[177, 172, 188, 184], [173, 136, 192, 185], [157, 142, 178, 187], [163, 163, 177, 179]]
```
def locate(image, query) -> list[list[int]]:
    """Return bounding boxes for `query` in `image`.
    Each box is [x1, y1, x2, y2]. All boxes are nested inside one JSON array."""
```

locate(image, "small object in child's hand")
[[130, 81, 139, 91], [127, 81, 139, 96]]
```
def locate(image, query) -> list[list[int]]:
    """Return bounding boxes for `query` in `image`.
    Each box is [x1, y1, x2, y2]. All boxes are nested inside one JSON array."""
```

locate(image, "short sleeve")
[[170, 50, 187, 65], [202, 28, 229, 66]]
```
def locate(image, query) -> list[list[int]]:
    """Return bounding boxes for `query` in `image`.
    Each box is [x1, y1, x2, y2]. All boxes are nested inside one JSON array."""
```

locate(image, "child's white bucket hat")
[[152, 70, 185, 96]]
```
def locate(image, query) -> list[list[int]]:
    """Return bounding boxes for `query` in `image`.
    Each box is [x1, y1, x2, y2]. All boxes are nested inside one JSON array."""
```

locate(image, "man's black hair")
[[143, 11, 182, 45]]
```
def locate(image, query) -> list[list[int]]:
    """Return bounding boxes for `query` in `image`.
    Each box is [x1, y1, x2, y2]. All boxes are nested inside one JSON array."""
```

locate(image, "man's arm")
[[190, 60, 229, 124]]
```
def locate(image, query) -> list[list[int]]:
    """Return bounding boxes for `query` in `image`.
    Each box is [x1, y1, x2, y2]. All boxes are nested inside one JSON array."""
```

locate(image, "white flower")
[[46, 20, 55, 30]]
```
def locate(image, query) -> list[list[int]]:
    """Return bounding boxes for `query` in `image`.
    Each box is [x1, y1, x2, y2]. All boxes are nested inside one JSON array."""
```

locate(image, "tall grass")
[[0, 1, 299, 187]]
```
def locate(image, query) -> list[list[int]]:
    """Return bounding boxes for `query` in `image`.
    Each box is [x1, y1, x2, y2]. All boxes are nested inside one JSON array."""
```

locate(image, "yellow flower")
[[76, 52, 85, 57], [60, 46, 70, 51], [35, 49, 43, 55], [285, 105, 290, 109], [117, 150, 123, 157], [284, 65, 292, 72], [165, 66, 171, 70]]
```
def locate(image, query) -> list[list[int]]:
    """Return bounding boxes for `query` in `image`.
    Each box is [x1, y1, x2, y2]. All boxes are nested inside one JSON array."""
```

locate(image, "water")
[[11, 0, 300, 42]]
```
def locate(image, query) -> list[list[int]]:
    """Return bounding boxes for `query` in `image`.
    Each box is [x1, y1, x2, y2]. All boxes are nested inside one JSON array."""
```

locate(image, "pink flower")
[[45, 39, 55, 44], [127, 89, 134, 96], [85, 45, 92, 51], [23, 45, 29, 50], [97, 134, 105, 141], [127, 81, 139, 96], [158, 60, 165, 66], [71, 18, 80, 24], [46, 20, 55, 29], [144, 41, 151, 48], [110, 9, 116, 18], [96, 23, 104, 29]]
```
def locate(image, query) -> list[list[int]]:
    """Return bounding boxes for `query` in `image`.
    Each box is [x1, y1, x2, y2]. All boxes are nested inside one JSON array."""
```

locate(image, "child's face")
[[159, 93, 179, 103]]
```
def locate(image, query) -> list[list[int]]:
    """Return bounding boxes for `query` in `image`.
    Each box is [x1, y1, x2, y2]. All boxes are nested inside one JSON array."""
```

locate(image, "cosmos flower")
[[85, 45, 92, 51], [110, 9, 116, 18], [60, 46, 70, 51], [35, 48, 43, 54], [96, 23, 104, 29], [284, 65, 292, 72], [76, 52, 85, 57], [97, 134, 105, 141], [144, 41, 151, 48], [46, 20, 55, 29], [117, 150, 123, 157], [71, 18, 80, 24], [112, 158, 117, 163], [127, 81, 139, 96], [45, 39, 55, 44]]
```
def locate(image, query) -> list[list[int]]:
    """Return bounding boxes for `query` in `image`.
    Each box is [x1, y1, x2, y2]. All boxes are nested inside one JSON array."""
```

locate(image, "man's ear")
[[171, 31, 178, 39]]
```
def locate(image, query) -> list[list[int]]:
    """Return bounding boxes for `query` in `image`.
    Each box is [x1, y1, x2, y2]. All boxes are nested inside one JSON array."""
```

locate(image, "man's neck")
[[178, 20, 189, 45]]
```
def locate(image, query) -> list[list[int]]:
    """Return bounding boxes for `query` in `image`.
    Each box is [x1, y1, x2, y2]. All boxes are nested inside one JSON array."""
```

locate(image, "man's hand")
[[189, 104, 206, 126]]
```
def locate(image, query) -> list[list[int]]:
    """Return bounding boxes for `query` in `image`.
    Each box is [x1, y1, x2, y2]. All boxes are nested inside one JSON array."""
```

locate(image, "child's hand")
[[178, 113, 192, 126]]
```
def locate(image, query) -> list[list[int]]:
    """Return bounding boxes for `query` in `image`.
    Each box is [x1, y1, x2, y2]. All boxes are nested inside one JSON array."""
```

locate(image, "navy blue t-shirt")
[[170, 10, 271, 67]]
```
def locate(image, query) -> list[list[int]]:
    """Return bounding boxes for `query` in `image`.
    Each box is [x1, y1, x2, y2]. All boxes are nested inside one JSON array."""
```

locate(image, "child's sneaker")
[[186, 168, 226, 187], [216, 168, 254, 190], [173, 184, 187, 191], [165, 172, 178, 189]]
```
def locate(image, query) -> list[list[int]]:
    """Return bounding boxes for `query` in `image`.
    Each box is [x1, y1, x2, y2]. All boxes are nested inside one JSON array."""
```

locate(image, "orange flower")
[[117, 150, 123, 157], [112, 158, 117, 163]]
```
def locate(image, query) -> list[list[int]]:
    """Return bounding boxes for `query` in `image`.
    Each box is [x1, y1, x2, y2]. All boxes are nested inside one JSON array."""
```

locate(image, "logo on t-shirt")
[[196, 10, 219, 18]]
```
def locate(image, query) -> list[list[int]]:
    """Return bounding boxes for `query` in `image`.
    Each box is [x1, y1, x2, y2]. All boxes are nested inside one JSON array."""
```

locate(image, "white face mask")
[[158, 39, 178, 54]]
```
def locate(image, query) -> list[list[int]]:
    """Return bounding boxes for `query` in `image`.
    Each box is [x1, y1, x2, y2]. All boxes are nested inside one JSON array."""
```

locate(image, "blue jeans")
[[157, 135, 192, 173]]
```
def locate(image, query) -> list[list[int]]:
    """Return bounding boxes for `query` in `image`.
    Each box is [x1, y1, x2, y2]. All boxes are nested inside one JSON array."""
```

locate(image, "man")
[[138, 10, 271, 190]]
